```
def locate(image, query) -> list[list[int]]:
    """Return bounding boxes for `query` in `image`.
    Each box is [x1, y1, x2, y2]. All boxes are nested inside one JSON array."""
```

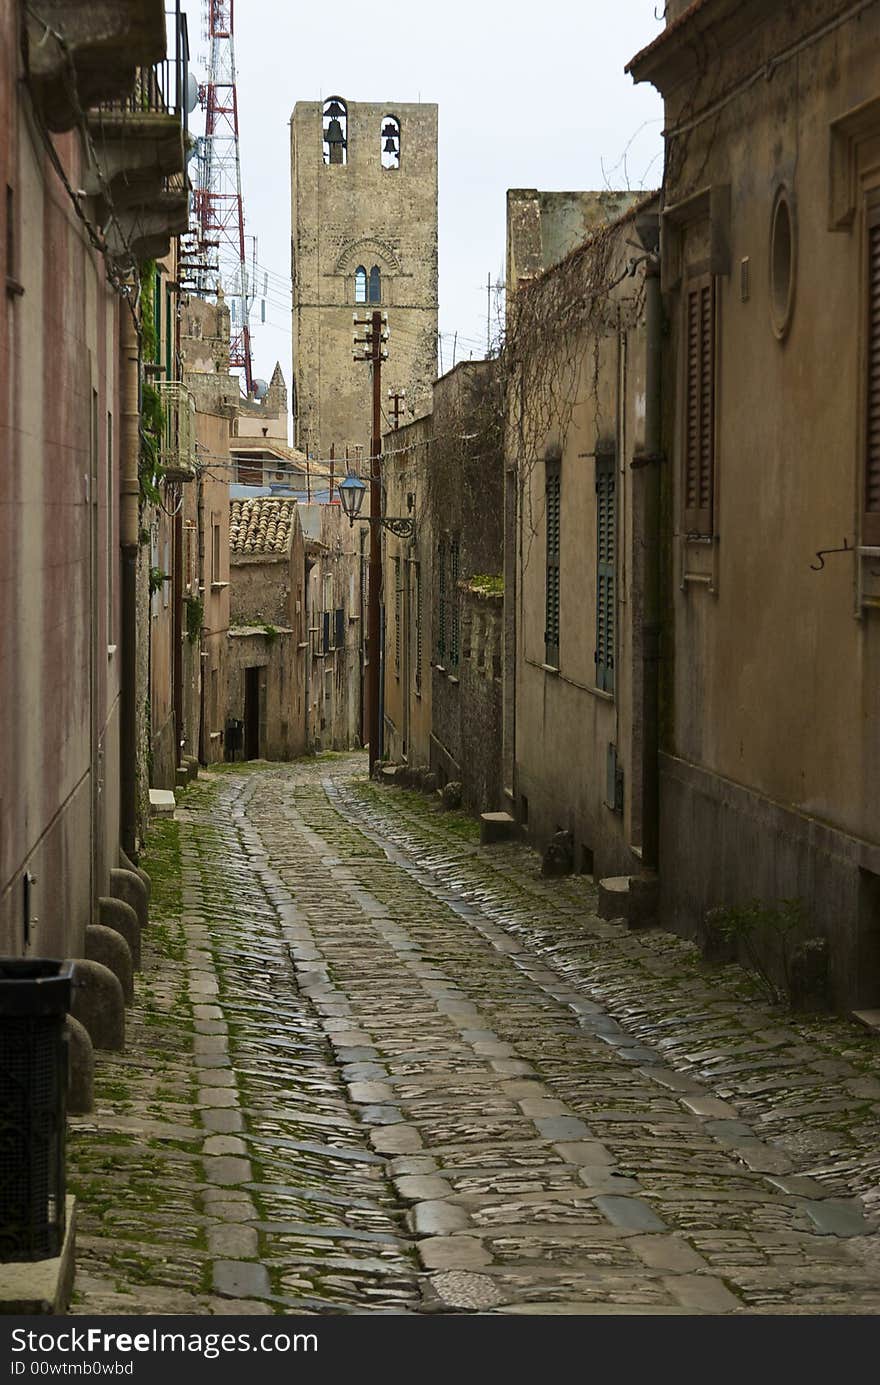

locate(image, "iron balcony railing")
[[157, 382, 196, 483], [94, 3, 191, 142]]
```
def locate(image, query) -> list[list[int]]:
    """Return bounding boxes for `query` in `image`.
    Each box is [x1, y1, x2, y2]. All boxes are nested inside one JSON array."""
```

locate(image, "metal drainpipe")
[[119, 303, 140, 859], [641, 246, 663, 871]]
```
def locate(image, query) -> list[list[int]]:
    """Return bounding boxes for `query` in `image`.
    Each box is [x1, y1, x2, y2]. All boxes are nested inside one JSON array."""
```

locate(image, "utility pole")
[[354, 308, 388, 769], [388, 389, 406, 430], [487, 272, 491, 356]]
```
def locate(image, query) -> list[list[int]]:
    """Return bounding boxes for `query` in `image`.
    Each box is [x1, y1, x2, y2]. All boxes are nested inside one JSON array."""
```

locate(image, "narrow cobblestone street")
[[68, 756, 880, 1315]]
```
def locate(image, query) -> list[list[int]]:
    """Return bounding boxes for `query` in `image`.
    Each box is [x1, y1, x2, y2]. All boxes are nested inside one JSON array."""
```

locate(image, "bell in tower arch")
[[325, 118, 346, 164]]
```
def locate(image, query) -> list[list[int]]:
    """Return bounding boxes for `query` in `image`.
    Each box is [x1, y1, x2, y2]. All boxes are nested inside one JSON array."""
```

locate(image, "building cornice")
[[626, 0, 781, 92]]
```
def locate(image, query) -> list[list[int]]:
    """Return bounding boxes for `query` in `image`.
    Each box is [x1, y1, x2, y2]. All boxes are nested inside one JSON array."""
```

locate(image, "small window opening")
[[381, 115, 400, 169], [354, 266, 367, 303], [323, 96, 347, 166], [368, 265, 381, 304]]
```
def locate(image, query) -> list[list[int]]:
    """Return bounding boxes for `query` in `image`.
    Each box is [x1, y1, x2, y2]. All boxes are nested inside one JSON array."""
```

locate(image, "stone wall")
[[291, 99, 438, 458]]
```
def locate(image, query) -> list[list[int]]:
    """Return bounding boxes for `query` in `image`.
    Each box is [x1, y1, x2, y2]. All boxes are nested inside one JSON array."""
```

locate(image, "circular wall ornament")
[[770, 187, 796, 340]]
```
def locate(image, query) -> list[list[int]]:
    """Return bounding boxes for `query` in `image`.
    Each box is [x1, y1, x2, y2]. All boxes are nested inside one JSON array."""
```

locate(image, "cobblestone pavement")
[[69, 754, 880, 1314]]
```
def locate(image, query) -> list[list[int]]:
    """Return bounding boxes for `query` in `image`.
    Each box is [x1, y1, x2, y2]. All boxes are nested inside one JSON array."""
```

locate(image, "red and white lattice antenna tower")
[[190, 0, 253, 394]]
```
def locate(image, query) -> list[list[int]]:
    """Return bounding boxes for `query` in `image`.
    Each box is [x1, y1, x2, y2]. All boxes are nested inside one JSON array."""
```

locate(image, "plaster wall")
[[512, 210, 653, 878], [0, 24, 123, 956], [300, 502, 363, 750], [383, 411, 432, 768], [631, 0, 880, 1003]]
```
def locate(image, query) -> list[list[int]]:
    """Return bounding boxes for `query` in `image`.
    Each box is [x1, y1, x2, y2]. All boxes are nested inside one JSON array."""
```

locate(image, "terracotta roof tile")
[[229, 497, 296, 555]]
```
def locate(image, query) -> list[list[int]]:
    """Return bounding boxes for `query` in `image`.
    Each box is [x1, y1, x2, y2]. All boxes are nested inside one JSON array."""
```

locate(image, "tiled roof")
[[229, 497, 296, 555]]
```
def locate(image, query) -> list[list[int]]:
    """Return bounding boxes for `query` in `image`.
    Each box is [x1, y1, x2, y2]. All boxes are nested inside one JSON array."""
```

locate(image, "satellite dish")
[[252, 378, 269, 400], [186, 72, 200, 114]]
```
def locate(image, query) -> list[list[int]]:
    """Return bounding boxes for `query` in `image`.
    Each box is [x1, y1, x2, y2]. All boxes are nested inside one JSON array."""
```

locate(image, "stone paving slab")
[[67, 755, 880, 1315]]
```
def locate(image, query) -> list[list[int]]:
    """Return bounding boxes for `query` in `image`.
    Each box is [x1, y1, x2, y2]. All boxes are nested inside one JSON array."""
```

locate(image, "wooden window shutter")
[[414, 562, 422, 692], [683, 273, 715, 535], [865, 201, 880, 546], [594, 448, 616, 694], [437, 541, 446, 659], [450, 539, 460, 666], [544, 458, 561, 666], [393, 557, 401, 673]]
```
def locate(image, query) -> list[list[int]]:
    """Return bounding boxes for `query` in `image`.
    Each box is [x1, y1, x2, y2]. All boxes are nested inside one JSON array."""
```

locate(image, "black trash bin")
[[0, 958, 74, 1261]]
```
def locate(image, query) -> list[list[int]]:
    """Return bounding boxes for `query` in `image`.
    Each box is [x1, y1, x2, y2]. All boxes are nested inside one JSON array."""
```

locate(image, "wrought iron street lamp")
[[338, 473, 415, 538]]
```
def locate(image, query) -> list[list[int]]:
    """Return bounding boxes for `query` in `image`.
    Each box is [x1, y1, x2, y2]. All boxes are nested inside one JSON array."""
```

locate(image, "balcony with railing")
[[157, 383, 196, 484], [84, 4, 192, 262], [25, 1, 167, 133]]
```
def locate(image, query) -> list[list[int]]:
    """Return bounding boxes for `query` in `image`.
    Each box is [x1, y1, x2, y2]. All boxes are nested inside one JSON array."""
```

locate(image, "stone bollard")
[[69, 958, 125, 1051], [64, 1014, 94, 1114], [109, 867, 148, 934], [85, 924, 133, 1005], [98, 896, 141, 970], [119, 848, 151, 906]]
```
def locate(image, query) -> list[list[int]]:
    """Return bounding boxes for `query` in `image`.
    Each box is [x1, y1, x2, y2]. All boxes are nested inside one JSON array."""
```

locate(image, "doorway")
[[244, 666, 260, 760]]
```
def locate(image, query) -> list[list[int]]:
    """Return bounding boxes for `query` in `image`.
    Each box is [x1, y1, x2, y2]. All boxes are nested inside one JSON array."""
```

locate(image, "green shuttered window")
[[450, 539, 460, 668], [437, 540, 446, 660], [595, 449, 615, 694], [684, 273, 715, 535], [544, 459, 560, 667]]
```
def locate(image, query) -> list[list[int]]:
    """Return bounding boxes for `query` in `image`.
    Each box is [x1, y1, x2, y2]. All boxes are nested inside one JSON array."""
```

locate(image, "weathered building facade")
[[505, 195, 661, 879], [179, 294, 234, 768], [0, 0, 187, 959], [227, 496, 307, 761], [383, 362, 505, 811], [290, 97, 438, 459], [300, 502, 364, 752], [628, 0, 880, 1006]]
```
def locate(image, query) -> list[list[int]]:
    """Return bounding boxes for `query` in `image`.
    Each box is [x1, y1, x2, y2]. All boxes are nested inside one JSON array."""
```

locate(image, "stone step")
[[597, 873, 659, 928], [149, 788, 176, 816], [480, 811, 516, 845]]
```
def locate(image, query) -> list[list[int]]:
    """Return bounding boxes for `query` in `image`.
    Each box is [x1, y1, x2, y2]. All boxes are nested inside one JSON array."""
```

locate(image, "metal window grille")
[[544, 459, 561, 666], [595, 448, 616, 694]]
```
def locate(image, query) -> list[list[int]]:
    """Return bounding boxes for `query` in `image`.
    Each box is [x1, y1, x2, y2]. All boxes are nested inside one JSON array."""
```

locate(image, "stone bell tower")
[[290, 96, 438, 461]]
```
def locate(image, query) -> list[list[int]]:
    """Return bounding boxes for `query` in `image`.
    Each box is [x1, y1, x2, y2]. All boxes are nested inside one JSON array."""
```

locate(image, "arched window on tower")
[[369, 266, 381, 303], [354, 266, 367, 303], [381, 115, 400, 169], [323, 96, 347, 165]]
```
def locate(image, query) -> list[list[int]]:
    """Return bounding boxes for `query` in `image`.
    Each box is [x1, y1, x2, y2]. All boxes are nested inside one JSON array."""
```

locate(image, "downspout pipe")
[[119, 300, 140, 859], [639, 222, 663, 871]]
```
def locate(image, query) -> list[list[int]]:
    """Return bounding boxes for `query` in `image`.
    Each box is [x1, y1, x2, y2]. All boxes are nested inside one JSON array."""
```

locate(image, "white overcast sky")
[[180, 1, 664, 392]]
